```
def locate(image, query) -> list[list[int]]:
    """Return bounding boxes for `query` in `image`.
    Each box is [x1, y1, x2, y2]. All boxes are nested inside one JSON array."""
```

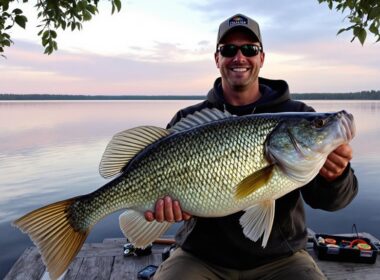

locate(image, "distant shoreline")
[[0, 94, 206, 101], [1, 91, 380, 100]]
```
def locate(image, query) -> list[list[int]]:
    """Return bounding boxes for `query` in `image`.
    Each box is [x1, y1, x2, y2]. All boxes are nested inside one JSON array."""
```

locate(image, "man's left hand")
[[319, 144, 353, 182]]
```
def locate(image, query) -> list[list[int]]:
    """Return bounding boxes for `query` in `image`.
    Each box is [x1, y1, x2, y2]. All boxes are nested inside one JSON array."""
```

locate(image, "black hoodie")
[[167, 77, 358, 269]]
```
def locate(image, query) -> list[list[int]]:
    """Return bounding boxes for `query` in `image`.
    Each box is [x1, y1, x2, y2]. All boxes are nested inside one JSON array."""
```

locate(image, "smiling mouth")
[[230, 67, 250, 72]]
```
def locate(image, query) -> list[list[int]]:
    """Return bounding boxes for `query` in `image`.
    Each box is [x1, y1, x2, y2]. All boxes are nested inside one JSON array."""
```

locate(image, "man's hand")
[[319, 144, 353, 182], [144, 196, 192, 223]]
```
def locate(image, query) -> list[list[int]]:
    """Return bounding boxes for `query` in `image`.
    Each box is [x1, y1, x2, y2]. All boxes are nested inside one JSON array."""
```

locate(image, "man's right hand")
[[144, 196, 192, 223]]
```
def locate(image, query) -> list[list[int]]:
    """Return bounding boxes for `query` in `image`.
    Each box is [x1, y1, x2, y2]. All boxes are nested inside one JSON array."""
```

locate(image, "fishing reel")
[[123, 242, 152, 257]]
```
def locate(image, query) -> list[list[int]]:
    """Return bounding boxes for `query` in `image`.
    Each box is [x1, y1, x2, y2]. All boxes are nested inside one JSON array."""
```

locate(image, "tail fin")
[[13, 198, 89, 280]]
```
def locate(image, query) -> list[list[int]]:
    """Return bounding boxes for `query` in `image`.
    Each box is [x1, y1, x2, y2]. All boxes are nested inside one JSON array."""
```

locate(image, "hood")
[[206, 77, 291, 113]]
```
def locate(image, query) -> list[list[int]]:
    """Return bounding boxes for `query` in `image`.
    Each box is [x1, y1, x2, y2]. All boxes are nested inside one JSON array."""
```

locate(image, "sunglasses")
[[217, 44, 262, 58]]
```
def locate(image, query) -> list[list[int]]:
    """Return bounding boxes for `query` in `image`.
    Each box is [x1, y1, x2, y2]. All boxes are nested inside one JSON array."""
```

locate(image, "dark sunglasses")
[[217, 44, 262, 58]]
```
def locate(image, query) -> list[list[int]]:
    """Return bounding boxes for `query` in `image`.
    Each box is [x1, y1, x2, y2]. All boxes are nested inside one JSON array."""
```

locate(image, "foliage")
[[318, 0, 380, 45], [1, 1, 380, 57], [0, 0, 121, 56]]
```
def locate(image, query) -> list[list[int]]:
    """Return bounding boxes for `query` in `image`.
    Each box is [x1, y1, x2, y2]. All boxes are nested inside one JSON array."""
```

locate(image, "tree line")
[[0, 94, 205, 100], [1, 91, 380, 100], [291, 90, 380, 100]]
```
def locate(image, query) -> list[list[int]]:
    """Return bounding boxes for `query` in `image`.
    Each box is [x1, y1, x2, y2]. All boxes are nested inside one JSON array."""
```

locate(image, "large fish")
[[13, 108, 355, 279]]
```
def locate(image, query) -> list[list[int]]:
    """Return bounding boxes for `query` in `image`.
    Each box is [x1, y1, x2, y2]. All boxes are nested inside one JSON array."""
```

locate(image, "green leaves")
[[2, 0, 377, 56], [353, 26, 367, 45], [15, 15, 27, 29], [319, 0, 380, 45], [112, 0, 122, 15], [0, 5, 30, 56], [0, 0, 122, 56], [369, 6, 380, 20], [40, 30, 57, 54]]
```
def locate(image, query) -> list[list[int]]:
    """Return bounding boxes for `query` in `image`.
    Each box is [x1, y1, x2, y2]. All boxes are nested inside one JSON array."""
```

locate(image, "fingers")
[[144, 196, 192, 223], [320, 156, 347, 181], [173, 200, 183, 222], [155, 198, 165, 222], [174, 200, 192, 221], [331, 144, 353, 161], [319, 144, 353, 181], [325, 154, 347, 171], [182, 211, 192, 221], [319, 165, 339, 182], [144, 211, 155, 222], [164, 196, 175, 223]]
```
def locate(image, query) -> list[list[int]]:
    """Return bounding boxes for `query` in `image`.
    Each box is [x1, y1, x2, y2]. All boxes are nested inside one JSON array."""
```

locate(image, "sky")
[[1, 0, 380, 95]]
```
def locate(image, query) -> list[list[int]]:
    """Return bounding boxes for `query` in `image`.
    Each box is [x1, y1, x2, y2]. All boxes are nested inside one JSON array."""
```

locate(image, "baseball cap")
[[216, 14, 262, 48]]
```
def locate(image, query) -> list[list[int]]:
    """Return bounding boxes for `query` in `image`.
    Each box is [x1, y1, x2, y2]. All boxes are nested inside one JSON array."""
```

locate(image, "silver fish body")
[[13, 108, 355, 279]]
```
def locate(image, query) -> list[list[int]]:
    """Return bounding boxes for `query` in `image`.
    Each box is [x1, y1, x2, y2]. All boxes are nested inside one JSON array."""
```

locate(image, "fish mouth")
[[339, 111, 355, 142]]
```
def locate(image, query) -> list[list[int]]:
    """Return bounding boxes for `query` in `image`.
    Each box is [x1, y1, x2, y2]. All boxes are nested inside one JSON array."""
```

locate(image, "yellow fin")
[[12, 199, 89, 280], [99, 126, 170, 178], [235, 164, 275, 199]]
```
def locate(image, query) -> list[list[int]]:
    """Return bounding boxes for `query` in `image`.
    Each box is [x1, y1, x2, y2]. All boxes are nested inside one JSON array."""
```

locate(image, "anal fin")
[[239, 200, 275, 248], [119, 210, 172, 248]]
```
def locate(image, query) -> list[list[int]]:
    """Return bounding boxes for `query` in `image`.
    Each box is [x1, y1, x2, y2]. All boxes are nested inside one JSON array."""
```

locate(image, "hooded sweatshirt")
[[167, 77, 358, 269]]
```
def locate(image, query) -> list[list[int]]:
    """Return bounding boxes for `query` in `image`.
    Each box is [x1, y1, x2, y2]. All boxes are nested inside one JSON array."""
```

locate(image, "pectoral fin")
[[235, 164, 274, 199], [119, 210, 171, 248], [239, 200, 275, 248]]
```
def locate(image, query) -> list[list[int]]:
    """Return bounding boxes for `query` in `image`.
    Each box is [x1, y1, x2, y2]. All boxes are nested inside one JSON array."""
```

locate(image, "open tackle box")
[[313, 233, 378, 264]]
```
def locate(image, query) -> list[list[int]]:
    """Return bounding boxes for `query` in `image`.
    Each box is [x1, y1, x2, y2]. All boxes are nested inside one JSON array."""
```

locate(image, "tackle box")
[[313, 233, 378, 264]]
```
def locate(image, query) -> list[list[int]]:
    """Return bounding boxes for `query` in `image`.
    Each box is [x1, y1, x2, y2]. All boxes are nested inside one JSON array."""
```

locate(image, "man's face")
[[215, 29, 265, 92]]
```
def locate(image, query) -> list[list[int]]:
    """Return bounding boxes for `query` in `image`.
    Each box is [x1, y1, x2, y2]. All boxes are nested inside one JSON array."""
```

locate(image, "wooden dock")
[[5, 233, 380, 280]]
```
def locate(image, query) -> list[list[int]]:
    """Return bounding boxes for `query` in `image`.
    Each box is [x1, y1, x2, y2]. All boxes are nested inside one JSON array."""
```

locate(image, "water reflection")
[[0, 101, 194, 153], [0, 100, 196, 277], [307, 101, 380, 161]]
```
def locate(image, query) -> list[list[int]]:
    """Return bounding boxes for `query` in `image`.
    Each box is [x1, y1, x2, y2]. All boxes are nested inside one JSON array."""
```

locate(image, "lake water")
[[1, 100, 379, 278]]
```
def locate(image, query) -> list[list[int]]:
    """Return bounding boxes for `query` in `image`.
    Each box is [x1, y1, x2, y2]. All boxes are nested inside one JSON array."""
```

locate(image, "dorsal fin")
[[99, 126, 170, 178], [169, 108, 233, 133]]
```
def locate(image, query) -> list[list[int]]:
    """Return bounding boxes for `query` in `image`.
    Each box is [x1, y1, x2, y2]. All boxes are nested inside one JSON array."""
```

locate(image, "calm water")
[[1, 100, 379, 278]]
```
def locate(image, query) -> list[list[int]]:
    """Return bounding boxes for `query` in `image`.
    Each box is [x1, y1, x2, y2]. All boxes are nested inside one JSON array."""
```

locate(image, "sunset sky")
[[1, 0, 380, 95]]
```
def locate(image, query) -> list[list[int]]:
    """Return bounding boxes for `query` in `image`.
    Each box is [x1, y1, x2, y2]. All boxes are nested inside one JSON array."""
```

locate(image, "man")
[[145, 14, 358, 280]]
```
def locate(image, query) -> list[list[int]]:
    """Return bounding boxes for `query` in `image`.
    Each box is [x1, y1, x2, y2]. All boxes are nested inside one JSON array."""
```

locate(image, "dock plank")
[[308, 249, 380, 280], [62, 257, 84, 280], [4, 247, 45, 280], [5, 234, 380, 280], [110, 254, 162, 280], [74, 256, 114, 279]]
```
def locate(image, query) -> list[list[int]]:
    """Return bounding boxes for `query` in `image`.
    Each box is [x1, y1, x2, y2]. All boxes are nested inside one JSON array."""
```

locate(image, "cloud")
[[0, 40, 217, 94], [183, 0, 380, 93], [1, 0, 379, 95], [187, 0, 352, 45], [261, 39, 380, 92]]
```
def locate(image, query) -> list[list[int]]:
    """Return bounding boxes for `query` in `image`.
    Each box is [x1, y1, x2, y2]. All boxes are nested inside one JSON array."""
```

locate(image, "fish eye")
[[313, 118, 326, 128]]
